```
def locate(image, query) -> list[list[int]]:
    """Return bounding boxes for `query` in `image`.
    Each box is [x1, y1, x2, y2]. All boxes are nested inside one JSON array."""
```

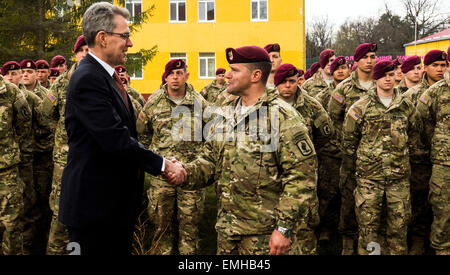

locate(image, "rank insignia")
[[228, 51, 233, 61]]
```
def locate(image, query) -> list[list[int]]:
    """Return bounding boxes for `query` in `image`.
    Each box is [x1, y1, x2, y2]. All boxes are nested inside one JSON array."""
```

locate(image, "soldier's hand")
[[269, 230, 291, 255], [162, 157, 187, 185]]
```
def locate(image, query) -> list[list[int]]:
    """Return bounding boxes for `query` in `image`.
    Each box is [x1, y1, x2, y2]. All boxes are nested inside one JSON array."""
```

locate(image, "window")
[[199, 53, 216, 79], [251, 0, 268, 21], [170, 53, 187, 65], [125, 0, 142, 19], [170, 0, 186, 22], [198, 0, 215, 22], [126, 53, 143, 79]]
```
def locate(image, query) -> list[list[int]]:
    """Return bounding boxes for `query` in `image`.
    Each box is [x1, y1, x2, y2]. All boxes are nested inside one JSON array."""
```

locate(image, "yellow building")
[[404, 28, 450, 58], [120, 0, 306, 97]]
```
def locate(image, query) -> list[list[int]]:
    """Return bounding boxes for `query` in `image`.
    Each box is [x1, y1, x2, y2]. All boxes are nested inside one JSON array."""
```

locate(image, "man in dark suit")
[[59, 2, 186, 255]]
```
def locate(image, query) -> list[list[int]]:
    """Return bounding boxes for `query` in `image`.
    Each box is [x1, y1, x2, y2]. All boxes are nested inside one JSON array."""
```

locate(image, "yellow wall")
[[120, 0, 305, 95], [405, 40, 450, 58]]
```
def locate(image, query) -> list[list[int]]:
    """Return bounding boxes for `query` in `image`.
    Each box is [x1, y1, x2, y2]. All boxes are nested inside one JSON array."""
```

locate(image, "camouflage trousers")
[[217, 233, 271, 255], [147, 178, 205, 255], [46, 161, 69, 255], [409, 163, 433, 240], [429, 164, 450, 251], [338, 171, 358, 237], [0, 166, 24, 255], [355, 177, 411, 255], [317, 155, 341, 233], [292, 194, 320, 255]]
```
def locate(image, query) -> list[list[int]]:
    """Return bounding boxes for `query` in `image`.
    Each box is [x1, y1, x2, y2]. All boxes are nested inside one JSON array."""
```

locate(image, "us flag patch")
[[419, 95, 429, 105], [349, 109, 360, 121], [47, 92, 56, 103], [138, 111, 145, 122], [333, 93, 344, 104]]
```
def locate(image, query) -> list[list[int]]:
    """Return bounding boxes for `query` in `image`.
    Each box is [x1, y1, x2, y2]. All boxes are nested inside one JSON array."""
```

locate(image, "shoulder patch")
[[296, 139, 313, 156], [349, 109, 360, 121], [419, 94, 429, 105], [47, 91, 56, 103], [138, 111, 146, 122], [333, 93, 344, 104]]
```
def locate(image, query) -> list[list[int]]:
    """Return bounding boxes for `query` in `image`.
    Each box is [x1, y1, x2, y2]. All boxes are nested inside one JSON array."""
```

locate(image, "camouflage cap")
[[354, 43, 377, 62], [319, 49, 335, 68], [373, 60, 395, 80], [36, 59, 50, 70], [424, 50, 448, 65], [330, 56, 347, 75], [216, 68, 226, 75], [226, 46, 271, 64], [20, 59, 37, 70], [73, 35, 87, 53], [401, 56, 421, 73], [274, 63, 298, 86], [264, 43, 281, 54], [51, 55, 66, 68], [1, 61, 20, 75]]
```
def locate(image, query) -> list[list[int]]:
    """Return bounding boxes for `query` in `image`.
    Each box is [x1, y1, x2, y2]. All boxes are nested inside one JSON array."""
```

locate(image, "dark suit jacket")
[[59, 54, 163, 229]]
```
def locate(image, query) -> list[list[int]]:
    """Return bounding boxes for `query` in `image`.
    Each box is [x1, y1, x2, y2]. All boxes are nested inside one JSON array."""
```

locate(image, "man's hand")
[[269, 230, 291, 255], [162, 157, 187, 185]]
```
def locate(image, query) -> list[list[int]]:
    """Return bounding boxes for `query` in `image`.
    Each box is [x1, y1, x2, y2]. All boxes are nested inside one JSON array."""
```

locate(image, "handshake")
[[162, 157, 187, 185]]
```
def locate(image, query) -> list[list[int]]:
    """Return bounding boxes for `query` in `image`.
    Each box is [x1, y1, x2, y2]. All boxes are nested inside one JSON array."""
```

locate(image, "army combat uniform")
[[0, 74, 32, 254], [301, 71, 330, 98], [395, 78, 410, 94], [181, 88, 319, 255], [200, 80, 228, 104], [127, 86, 146, 107], [416, 73, 450, 255], [327, 70, 375, 248], [137, 83, 208, 255], [342, 88, 421, 255]]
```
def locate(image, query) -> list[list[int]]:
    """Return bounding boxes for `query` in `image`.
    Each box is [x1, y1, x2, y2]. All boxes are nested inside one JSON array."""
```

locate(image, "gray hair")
[[82, 2, 130, 47]]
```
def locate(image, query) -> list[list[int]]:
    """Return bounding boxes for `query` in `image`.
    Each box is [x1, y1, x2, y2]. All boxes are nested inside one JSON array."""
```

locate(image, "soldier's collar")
[[294, 87, 305, 108]]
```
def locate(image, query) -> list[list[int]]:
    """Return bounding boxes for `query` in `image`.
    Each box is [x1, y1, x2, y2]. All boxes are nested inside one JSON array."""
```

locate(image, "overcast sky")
[[305, 0, 449, 31]]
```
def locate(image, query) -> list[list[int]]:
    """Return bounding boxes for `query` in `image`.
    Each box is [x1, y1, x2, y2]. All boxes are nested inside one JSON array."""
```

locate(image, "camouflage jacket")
[[315, 82, 342, 157], [416, 73, 450, 167], [301, 71, 330, 98], [289, 86, 334, 149], [342, 88, 422, 180], [127, 87, 146, 107], [182, 88, 319, 236], [396, 78, 409, 94], [200, 80, 228, 103], [403, 73, 431, 105], [327, 70, 376, 147], [215, 90, 235, 106], [0, 75, 32, 169], [19, 85, 44, 157], [136, 83, 209, 165]]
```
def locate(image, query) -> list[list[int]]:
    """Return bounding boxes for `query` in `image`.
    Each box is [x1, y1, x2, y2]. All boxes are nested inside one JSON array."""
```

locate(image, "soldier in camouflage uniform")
[[0, 74, 32, 255], [200, 68, 228, 104], [36, 60, 51, 89], [416, 63, 450, 255], [395, 56, 423, 94], [40, 35, 89, 255], [115, 65, 146, 107], [275, 63, 333, 254], [302, 49, 336, 98], [393, 57, 404, 88], [403, 50, 447, 254], [264, 43, 283, 89], [327, 43, 378, 254], [315, 56, 351, 241], [342, 61, 422, 255], [119, 76, 143, 119], [177, 46, 318, 255], [136, 59, 208, 255], [297, 69, 306, 87]]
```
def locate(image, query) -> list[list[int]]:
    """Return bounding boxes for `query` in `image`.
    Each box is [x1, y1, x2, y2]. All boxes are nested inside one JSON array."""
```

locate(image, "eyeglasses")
[[105, 31, 131, 41]]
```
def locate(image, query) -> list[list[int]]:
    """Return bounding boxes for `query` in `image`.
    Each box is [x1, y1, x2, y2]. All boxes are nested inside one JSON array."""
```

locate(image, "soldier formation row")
[[0, 37, 448, 255]]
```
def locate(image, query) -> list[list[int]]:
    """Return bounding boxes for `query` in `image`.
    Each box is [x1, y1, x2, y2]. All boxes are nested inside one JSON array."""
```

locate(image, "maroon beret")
[[49, 68, 60, 77], [351, 62, 358, 72], [51, 55, 66, 68], [164, 59, 186, 80], [424, 50, 447, 66], [392, 57, 403, 67], [373, 61, 395, 80], [354, 43, 377, 62], [1, 61, 20, 75], [73, 35, 87, 53], [297, 69, 305, 77], [330, 56, 347, 75], [216, 68, 226, 75], [401, 56, 421, 73], [304, 69, 312, 80], [36, 60, 50, 70], [274, 64, 299, 87], [115, 65, 127, 74], [309, 62, 321, 76], [319, 49, 335, 68], [264, 43, 281, 54], [226, 46, 270, 64], [20, 59, 36, 70]]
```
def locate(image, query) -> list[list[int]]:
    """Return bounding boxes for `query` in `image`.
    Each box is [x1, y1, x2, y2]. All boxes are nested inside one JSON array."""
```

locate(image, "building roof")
[[404, 28, 450, 47]]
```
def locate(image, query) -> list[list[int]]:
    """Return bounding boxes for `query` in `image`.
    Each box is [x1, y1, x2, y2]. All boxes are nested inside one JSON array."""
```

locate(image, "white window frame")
[[170, 53, 188, 65], [127, 53, 144, 80], [125, 0, 143, 23], [198, 0, 215, 23], [198, 52, 216, 79], [251, 0, 268, 22], [169, 0, 187, 23]]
